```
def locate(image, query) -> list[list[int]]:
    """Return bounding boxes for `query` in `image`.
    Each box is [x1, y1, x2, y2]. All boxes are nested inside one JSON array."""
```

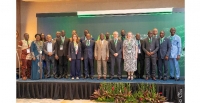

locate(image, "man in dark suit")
[[82, 33, 95, 79], [135, 33, 145, 79], [109, 31, 123, 80], [55, 30, 69, 79], [157, 31, 171, 81], [142, 31, 159, 80], [80, 29, 94, 77], [152, 28, 159, 79], [43, 35, 56, 78]]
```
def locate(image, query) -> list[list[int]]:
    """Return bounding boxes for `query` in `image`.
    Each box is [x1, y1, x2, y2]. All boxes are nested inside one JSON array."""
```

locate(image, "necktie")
[[114, 39, 117, 47], [149, 38, 152, 43]]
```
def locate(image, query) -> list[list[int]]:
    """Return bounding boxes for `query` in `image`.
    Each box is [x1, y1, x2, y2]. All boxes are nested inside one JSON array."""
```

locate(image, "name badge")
[[39, 51, 42, 54], [60, 45, 63, 50], [27, 48, 30, 53]]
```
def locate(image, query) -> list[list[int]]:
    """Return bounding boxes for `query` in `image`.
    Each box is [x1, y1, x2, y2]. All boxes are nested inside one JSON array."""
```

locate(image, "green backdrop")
[[37, 12, 185, 77]]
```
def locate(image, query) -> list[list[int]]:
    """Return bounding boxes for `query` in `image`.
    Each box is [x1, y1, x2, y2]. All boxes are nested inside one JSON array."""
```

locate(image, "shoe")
[[103, 76, 106, 80], [90, 76, 94, 79], [22, 77, 27, 80], [169, 76, 175, 79], [110, 77, 114, 80], [158, 76, 163, 80], [163, 77, 167, 81], [145, 76, 148, 80], [130, 75, 134, 80], [97, 76, 101, 80], [175, 78, 180, 81], [76, 77, 79, 80], [127, 75, 130, 80], [71, 77, 74, 80], [84, 76, 88, 79], [45, 75, 51, 79], [65, 75, 68, 79], [118, 77, 122, 80], [152, 77, 156, 81], [58, 76, 61, 79]]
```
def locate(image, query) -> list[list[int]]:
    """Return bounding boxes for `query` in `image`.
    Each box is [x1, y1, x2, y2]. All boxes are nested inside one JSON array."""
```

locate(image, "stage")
[[16, 77, 185, 103]]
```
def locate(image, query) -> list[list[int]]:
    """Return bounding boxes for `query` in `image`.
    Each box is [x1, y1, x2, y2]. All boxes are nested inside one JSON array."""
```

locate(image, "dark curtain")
[[17, 82, 184, 103]]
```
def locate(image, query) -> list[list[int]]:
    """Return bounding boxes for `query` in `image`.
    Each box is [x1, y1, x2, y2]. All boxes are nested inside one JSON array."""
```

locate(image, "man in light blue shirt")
[[168, 28, 181, 81]]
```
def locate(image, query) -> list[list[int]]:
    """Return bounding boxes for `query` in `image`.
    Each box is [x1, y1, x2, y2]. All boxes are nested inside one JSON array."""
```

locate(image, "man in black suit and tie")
[[135, 33, 145, 79], [80, 29, 94, 77], [142, 31, 159, 80], [82, 33, 95, 79], [43, 35, 56, 78], [55, 30, 69, 79], [109, 31, 123, 80], [157, 31, 171, 81]]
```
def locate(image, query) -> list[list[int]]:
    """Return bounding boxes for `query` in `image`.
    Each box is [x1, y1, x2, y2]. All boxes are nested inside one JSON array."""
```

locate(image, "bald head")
[[170, 27, 176, 36], [113, 31, 119, 39], [153, 28, 158, 35]]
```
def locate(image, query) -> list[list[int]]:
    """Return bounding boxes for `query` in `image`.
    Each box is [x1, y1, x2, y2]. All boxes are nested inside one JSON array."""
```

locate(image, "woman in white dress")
[[123, 32, 138, 80]]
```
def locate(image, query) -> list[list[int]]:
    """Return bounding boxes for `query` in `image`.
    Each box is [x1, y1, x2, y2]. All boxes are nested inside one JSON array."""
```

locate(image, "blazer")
[[82, 40, 95, 59], [142, 37, 159, 58], [109, 39, 123, 58], [94, 40, 109, 60], [43, 41, 55, 59], [68, 42, 82, 59], [55, 36, 69, 57], [157, 37, 171, 59]]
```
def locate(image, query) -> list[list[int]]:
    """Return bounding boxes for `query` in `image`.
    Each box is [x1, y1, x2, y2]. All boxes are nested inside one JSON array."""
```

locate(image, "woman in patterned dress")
[[31, 34, 44, 80], [123, 32, 138, 80]]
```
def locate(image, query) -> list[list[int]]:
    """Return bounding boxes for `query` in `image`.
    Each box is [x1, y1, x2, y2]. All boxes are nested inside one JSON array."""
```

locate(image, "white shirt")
[[101, 40, 104, 44], [47, 42, 52, 52]]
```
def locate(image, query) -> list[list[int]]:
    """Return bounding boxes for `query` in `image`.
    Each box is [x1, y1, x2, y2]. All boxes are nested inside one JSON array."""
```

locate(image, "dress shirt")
[[47, 42, 52, 52]]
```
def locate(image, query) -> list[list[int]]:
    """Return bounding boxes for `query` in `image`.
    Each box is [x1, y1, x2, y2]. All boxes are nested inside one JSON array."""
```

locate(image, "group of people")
[[17, 27, 182, 81]]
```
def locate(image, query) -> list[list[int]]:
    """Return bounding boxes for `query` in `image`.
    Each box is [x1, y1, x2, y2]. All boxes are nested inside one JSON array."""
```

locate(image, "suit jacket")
[[157, 37, 171, 59], [55, 36, 69, 57], [142, 37, 159, 58], [109, 39, 123, 58], [82, 40, 95, 59], [136, 39, 145, 59], [94, 40, 109, 60], [43, 41, 55, 59], [68, 42, 83, 59]]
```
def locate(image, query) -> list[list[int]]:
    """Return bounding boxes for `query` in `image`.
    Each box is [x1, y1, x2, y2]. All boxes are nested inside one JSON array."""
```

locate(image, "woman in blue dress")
[[31, 34, 44, 80]]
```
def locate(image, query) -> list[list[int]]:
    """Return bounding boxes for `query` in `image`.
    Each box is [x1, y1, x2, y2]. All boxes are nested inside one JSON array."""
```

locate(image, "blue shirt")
[[169, 34, 181, 58], [47, 42, 52, 52]]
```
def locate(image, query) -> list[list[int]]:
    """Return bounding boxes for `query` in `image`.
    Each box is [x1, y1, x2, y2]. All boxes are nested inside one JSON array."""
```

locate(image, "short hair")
[[113, 31, 119, 35], [46, 34, 52, 38], [56, 31, 61, 34], [24, 33, 28, 36], [35, 33, 41, 38]]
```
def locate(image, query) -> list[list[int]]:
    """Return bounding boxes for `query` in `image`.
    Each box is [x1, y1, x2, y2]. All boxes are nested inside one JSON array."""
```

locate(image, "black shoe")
[[58, 76, 61, 79], [169, 76, 175, 79], [54, 76, 58, 79], [90, 76, 94, 79], [158, 76, 163, 80], [163, 77, 167, 81], [175, 78, 180, 81], [110, 77, 114, 80], [152, 77, 156, 81], [118, 77, 122, 80], [84, 76, 88, 79]]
